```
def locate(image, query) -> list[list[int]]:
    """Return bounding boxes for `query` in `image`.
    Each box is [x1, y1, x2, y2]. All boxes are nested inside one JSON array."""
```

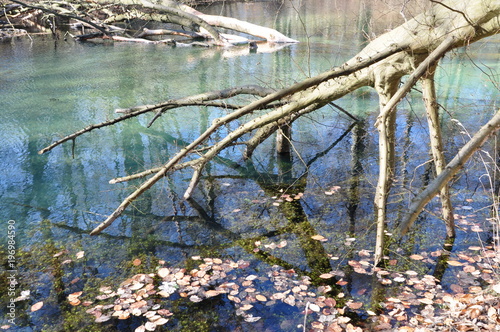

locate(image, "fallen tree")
[[32, 0, 500, 264], [3, 0, 298, 45]]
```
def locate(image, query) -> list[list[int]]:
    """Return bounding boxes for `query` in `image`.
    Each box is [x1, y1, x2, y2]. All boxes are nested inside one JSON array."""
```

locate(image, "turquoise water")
[[0, 1, 499, 330]]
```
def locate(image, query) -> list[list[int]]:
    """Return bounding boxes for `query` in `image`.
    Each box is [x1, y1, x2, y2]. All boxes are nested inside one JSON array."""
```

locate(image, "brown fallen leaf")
[[255, 294, 267, 301], [418, 298, 433, 305], [133, 258, 142, 266], [157, 268, 170, 278], [347, 302, 363, 310], [311, 234, 327, 241], [240, 304, 253, 311], [31, 301, 44, 312], [447, 260, 464, 266]]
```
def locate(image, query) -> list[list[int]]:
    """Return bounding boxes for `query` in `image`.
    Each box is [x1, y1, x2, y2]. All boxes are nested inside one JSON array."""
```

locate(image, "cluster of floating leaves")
[[62, 232, 500, 332], [76, 248, 363, 331], [324, 242, 500, 331], [370, 245, 500, 331]]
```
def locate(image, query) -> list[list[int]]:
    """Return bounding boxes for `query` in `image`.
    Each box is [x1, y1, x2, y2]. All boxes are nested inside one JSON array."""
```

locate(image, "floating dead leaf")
[[469, 286, 482, 293], [53, 250, 68, 257], [405, 270, 418, 277], [311, 321, 324, 329], [492, 284, 500, 294], [157, 309, 173, 317], [469, 307, 482, 319], [240, 304, 253, 311], [458, 253, 476, 262], [68, 291, 83, 305], [244, 315, 261, 322], [205, 290, 221, 298], [152, 317, 169, 325], [347, 302, 363, 310], [69, 299, 81, 306], [70, 277, 81, 285], [311, 234, 327, 241], [463, 265, 476, 273], [386, 297, 401, 303], [31, 301, 44, 312], [255, 294, 267, 301], [157, 268, 170, 278], [418, 298, 433, 305], [245, 275, 258, 281], [132, 258, 142, 266], [277, 240, 287, 248], [319, 273, 334, 279], [144, 322, 156, 331], [348, 260, 361, 268], [130, 282, 144, 291], [471, 225, 484, 232], [76, 251, 85, 259], [135, 326, 146, 332], [95, 315, 111, 323], [130, 300, 148, 309], [336, 279, 348, 286], [190, 295, 202, 302], [309, 303, 320, 312], [450, 284, 464, 293], [409, 254, 424, 260], [447, 260, 464, 266], [99, 286, 112, 293]]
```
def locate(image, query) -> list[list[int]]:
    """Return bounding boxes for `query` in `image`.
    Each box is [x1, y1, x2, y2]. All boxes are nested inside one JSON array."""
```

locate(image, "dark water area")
[[0, 0, 499, 331]]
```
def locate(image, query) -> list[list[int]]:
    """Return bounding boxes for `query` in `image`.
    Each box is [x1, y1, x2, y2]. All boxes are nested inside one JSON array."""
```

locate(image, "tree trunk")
[[422, 66, 456, 238], [398, 108, 500, 237]]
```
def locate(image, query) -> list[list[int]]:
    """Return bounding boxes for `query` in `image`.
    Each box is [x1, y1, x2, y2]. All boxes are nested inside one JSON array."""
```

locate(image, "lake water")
[[1, 0, 499, 331]]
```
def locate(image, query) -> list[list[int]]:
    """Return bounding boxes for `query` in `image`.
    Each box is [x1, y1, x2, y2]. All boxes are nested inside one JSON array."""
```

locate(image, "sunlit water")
[[1, 0, 499, 330]]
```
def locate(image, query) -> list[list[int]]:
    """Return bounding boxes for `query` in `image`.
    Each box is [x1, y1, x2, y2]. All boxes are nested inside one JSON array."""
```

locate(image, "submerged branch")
[[89, 45, 411, 235], [39, 85, 276, 154]]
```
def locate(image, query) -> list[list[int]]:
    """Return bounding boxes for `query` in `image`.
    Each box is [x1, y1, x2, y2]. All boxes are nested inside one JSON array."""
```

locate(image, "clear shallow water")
[[0, 1, 499, 330]]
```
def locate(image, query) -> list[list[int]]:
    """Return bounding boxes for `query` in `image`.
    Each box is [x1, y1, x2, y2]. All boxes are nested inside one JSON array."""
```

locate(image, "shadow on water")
[[1, 0, 500, 330]]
